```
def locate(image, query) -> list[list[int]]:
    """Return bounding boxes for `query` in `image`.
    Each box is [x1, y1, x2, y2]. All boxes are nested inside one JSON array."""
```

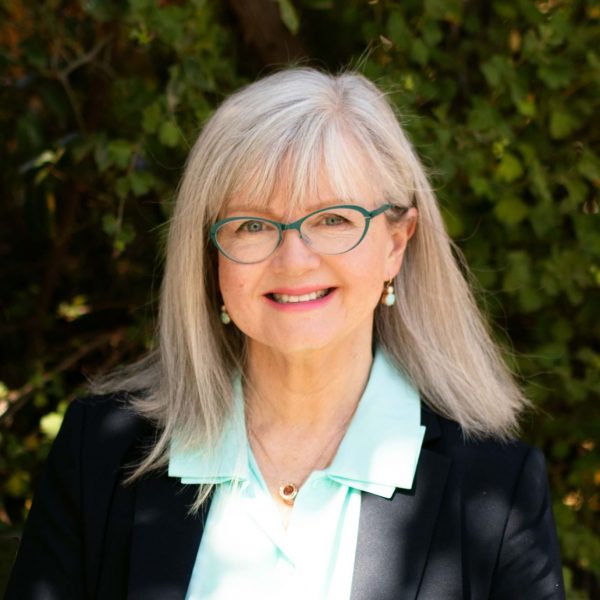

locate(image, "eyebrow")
[[223, 199, 362, 218]]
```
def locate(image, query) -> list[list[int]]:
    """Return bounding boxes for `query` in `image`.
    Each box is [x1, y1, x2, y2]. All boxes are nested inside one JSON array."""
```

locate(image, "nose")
[[270, 229, 320, 273]]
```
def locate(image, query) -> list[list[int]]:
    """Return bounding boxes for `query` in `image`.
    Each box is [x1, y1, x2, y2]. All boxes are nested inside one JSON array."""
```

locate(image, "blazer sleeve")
[[5, 399, 86, 599], [490, 447, 565, 600]]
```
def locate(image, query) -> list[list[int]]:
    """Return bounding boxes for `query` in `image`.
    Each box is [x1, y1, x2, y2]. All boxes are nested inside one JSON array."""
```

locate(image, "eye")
[[236, 220, 266, 233], [320, 214, 348, 226]]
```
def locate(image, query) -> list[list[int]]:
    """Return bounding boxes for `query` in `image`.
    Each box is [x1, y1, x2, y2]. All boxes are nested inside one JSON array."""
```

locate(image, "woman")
[[6, 69, 564, 599]]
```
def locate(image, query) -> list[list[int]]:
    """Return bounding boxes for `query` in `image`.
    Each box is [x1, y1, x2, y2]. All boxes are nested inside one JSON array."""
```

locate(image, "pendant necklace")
[[248, 405, 358, 506]]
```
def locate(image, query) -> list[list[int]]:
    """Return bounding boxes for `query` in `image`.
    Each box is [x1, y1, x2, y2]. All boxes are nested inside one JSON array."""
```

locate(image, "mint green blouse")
[[168, 351, 426, 600]]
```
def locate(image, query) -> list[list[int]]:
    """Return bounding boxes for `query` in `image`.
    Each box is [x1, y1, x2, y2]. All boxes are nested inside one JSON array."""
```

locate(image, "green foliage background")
[[1, 0, 598, 596]]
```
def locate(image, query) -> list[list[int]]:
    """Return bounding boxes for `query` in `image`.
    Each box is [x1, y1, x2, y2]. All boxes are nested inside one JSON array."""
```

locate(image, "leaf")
[[19, 148, 63, 174], [40, 412, 64, 440], [33, 166, 50, 185], [577, 149, 600, 182], [130, 171, 155, 196], [142, 102, 162, 134], [481, 55, 511, 88], [102, 213, 136, 254], [516, 94, 536, 117], [113, 223, 136, 254], [467, 102, 508, 134], [102, 213, 120, 236], [57, 295, 90, 321], [550, 107, 580, 139], [115, 176, 130, 200], [538, 63, 573, 90], [519, 287, 544, 313], [421, 20, 442, 47], [552, 318, 574, 342], [494, 196, 529, 226], [108, 140, 133, 169], [411, 39, 429, 66], [159, 121, 180, 147], [529, 159, 552, 203], [560, 176, 588, 208], [496, 152, 523, 183], [276, 0, 300, 35], [5, 472, 30, 497], [441, 209, 465, 238], [386, 11, 411, 49], [502, 250, 531, 292], [129, 23, 154, 46], [587, 50, 600, 70], [469, 175, 492, 198], [93, 137, 111, 173], [539, 11, 571, 47]]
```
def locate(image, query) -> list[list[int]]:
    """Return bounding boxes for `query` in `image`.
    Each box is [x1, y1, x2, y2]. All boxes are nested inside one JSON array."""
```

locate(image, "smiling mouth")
[[268, 288, 333, 304]]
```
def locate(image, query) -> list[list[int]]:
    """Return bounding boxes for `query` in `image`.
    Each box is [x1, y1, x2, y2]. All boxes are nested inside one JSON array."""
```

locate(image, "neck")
[[244, 333, 374, 432]]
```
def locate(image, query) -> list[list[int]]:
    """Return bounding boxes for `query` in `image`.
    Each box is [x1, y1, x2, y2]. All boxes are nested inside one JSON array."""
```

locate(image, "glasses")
[[210, 203, 402, 264]]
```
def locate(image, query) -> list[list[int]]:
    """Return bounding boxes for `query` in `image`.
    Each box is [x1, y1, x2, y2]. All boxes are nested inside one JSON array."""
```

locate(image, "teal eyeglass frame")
[[210, 203, 400, 264]]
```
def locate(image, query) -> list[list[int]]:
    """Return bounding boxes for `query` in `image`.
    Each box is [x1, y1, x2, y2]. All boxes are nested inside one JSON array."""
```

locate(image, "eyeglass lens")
[[214, 206, 368, 263]]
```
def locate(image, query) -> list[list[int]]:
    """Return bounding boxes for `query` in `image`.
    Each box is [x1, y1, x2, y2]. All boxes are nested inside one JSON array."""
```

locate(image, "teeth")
[[272, 289, 328, 303]]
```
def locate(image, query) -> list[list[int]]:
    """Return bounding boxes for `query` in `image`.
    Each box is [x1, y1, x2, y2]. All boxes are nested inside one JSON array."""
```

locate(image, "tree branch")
[[227, 0, 307, 65], [0, 328, 126, 425]]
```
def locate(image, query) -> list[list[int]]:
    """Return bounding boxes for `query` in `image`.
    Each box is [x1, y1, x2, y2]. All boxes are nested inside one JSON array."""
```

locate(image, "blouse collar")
[[168, 350, 425, 498]]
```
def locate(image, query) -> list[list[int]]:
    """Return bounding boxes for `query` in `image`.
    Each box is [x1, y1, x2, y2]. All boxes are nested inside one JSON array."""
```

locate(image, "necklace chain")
[[248, 405, 358, 506]]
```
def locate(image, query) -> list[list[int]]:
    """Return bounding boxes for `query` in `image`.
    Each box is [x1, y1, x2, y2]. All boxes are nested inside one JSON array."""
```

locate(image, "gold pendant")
[[279, 483, 298, 505]]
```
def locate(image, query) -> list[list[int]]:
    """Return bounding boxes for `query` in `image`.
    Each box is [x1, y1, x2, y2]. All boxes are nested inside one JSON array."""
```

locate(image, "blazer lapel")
[[128, 472, 212, 600], [350, 408, 451, 600]]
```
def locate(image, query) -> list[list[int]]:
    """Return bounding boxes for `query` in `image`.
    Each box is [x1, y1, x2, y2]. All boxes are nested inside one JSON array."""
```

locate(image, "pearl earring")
[[220, 304, 231, 324], [380, 280, 396, 307]]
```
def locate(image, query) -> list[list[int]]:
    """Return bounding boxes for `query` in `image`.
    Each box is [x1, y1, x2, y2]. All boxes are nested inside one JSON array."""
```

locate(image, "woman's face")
[[217, 179, 417, 360]]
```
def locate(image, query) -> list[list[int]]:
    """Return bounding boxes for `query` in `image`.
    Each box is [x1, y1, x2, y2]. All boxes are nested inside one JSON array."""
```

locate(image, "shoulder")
[[422, 404, 547, 493], [419, 411, 564, 597], [57, 392, 155, 464], [421, 405, 558, 557], [68, 391, 147, 423]]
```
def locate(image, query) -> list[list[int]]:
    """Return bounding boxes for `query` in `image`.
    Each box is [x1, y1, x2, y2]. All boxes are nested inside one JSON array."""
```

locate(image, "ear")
[[384, 207, 418, 279]]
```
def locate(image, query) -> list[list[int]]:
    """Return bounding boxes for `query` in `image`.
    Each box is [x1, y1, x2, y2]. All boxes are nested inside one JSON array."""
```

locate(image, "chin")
[[252, 327, 352, 357]]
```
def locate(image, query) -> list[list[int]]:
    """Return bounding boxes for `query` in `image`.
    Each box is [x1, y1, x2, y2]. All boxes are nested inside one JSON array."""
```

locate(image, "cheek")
[[217, 260, 263, 336], [353, 237, 392, 281], [218, 261, 247, 304]]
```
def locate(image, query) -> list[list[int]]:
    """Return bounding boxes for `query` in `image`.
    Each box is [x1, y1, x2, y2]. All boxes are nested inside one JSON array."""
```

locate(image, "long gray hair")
[[94, 68, 528, 505]]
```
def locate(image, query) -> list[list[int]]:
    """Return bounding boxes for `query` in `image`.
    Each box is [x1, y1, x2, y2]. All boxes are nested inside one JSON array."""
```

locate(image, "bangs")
[[221, 115, 388, 217]]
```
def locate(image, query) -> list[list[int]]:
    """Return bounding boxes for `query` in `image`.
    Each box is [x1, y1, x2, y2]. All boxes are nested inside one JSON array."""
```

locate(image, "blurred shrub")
[[0, 0, 598, 596]]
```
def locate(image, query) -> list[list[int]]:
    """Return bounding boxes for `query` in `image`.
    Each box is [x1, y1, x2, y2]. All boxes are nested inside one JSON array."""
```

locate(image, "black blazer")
[[6, 394, 565, 599]]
